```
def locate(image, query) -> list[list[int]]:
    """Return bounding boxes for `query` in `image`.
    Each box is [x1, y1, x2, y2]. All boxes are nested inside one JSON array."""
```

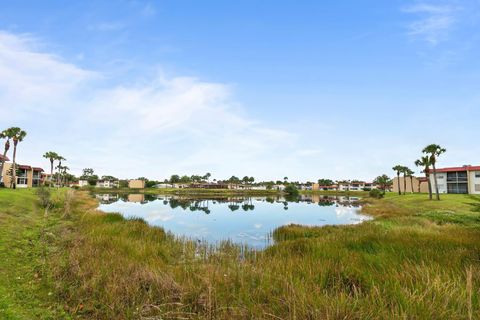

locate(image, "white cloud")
[[0, 31, 95, 119], [0, 30, 295, 180], [403, 3, 458, 45]]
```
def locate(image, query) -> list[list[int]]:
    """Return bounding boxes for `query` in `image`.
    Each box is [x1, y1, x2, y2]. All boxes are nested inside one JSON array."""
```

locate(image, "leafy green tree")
[[422, 144, 446, 200], [170, 175, 180, 183], [415, 156, 433, 200], [80, 168, 94, 179], [392, 165, 404, 195], [180, 175, 191, 183], [87, 175, 99, 186], [228, 176, 240, 184], [318, 179, 334, 186], [0, 128, 17, 186], [373, 174, 392, 193], [284, 184, 299, 196], [145, 180, 158, 188], [203, 172, 211, 182], [9, 128, 27, 189]]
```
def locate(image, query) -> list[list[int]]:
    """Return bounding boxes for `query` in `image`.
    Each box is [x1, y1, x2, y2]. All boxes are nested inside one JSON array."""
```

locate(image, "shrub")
[[284, 184, 299, 196], [369, 188, 384, 199], [36, 186, 52, 208]]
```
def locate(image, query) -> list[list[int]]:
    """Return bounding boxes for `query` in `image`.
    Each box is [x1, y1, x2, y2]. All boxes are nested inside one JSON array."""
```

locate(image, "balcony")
[[17, 177, 29, 186]]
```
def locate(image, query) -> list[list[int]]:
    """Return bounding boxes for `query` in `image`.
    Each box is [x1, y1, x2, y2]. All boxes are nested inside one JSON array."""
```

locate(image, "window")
[[447, 171, 468, 183], [437, 175, 445, 179], [448, 183, 468, 194], [476, 172, 480, 178], [476, 185, 480, 192]]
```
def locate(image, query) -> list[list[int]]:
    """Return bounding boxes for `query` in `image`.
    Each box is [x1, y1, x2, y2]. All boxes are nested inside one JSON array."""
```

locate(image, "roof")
[[17, 165, 31, 170], [32, 167, 44, 172], [428, 165, 480, 173], [0, 154, 9, 161]]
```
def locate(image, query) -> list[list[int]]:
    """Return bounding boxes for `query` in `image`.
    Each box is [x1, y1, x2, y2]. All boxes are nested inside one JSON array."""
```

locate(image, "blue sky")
[[1, 0, 479, 181]]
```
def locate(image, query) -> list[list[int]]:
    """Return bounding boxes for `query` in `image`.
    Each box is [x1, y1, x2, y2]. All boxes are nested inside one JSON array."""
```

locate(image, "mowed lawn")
[[0, 188, 479, 319]]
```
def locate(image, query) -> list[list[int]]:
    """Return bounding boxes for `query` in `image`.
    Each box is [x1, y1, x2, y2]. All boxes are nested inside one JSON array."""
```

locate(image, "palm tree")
[[0, 128, 17, 186], [400, 167, 409, 195], [405, 168, 415, 193], [56, 155, 66, 186], [415, 156, 433, 200], [57, 165, 69, 187], [9, 128, 27, 189], [422, 144, 446, 200], [392, 165, 404, 195], [43, 151, 59, 186], [204, 172, 211, 183], [284, 177, 288, 184]]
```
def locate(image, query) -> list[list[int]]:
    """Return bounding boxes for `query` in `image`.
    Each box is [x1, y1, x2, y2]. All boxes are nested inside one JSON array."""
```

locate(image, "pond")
[[96, 194, 370, 249]]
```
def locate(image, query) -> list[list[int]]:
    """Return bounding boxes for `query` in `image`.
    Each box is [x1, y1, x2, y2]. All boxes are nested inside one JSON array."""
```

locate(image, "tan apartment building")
[[1, 163, 45, 188], [128, 179, 145, 189], [392, 176, 429, 193]]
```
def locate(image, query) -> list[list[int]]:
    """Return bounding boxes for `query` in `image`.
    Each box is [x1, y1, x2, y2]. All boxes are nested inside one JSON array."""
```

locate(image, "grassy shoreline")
[[1, 189, 479, 319], [87, 186, 370, 197]]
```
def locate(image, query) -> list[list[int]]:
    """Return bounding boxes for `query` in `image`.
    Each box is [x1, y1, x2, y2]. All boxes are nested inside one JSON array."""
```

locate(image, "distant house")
[[96, 179, 119, 188], [336, 181, 378, 192], [154, 183, 174, 188], [428, 165, 480, 194], [172, 183, 189, 189], [1, 163, 44, 188], [78, 179, 89, 187], [129, 179, 145, 189], [337, 182, 352, 191], [190, 183, 230, 189], [271, 184, 286, 191], [313, 183, 337, 191]]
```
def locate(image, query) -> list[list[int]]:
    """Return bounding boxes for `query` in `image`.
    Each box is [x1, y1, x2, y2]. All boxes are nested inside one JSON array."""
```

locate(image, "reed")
[[1, 189, 479, 319]]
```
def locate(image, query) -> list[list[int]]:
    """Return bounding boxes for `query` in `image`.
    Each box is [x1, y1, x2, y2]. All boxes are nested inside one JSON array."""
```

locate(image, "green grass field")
[[1, 189, 479, 319], [0, 189, 71, 319]]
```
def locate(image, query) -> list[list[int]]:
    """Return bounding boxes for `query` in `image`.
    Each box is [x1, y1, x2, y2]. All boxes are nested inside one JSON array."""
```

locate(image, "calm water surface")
[[97, 194, 370, 249]]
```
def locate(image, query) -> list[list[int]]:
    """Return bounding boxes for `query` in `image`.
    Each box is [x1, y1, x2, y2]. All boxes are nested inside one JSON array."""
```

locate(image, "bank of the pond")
[[1, 189, 479, 319], [84, 186, 370, 197]]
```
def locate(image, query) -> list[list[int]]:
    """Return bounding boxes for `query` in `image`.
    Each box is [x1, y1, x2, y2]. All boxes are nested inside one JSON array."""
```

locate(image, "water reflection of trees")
[[95, 193, 361, 210]]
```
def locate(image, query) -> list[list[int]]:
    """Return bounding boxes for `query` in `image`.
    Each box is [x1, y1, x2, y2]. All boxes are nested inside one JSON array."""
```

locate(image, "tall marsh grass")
[[53, 192, 480, 319]]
